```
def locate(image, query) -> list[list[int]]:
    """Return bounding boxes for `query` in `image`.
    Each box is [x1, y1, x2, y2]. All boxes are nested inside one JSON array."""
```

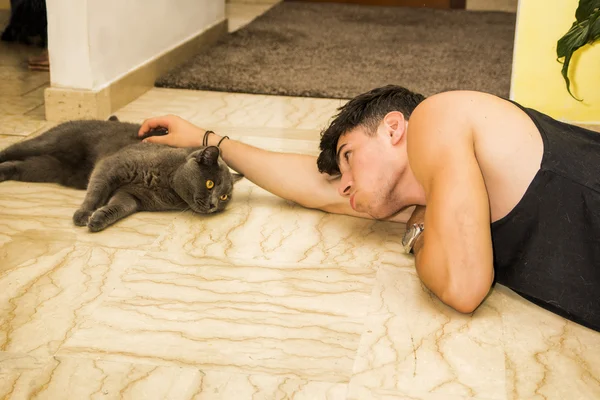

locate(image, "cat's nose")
[[209, 203, 215, 209]]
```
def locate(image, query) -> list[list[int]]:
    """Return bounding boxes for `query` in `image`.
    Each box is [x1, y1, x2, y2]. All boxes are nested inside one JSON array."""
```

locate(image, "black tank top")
[[491, 101, 600, 332]]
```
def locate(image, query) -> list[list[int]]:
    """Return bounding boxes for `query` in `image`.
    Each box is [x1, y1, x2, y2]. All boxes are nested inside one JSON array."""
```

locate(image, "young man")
[[139, 85, 600, 333]]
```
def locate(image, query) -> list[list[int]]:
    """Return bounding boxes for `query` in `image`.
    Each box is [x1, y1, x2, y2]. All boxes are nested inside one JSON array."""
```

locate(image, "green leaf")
[[556, 3, 600, 101], [557, 19, 590, 59], [575, 0, 600, 22], [591, 11, 600, 40]]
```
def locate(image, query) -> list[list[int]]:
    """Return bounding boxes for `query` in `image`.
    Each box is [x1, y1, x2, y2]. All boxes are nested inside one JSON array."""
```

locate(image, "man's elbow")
[[442, 292, 484, 314], [416, 246, 494, 314], [440, 272, 493, 314]]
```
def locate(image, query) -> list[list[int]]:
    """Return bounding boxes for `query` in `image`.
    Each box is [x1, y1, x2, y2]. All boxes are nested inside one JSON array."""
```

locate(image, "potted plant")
[[556, 0, 600, 101]]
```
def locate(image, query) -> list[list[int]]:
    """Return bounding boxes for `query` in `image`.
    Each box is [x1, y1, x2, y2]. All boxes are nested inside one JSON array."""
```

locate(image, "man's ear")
[[382, 111, 407, 145]]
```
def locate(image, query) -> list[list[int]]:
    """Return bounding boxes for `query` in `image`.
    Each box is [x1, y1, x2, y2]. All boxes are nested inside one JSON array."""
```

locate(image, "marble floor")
[[1, 2, 600, 400]]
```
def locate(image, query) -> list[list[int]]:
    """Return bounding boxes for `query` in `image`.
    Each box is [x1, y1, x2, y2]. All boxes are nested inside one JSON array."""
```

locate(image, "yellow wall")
[[510, 0, 600, 123]]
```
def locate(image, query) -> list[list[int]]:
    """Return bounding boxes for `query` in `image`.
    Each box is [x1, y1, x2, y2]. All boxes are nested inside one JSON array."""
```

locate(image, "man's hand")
[[138, 115, 207, 148], [406, 205, 426, 254]]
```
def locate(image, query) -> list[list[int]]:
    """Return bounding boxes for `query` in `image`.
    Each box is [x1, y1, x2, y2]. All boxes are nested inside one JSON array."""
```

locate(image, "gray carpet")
[[155, 2, 517, 99]]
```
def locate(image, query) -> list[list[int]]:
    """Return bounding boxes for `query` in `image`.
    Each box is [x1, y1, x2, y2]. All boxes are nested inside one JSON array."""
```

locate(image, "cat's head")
[[174, 146, 243, 214]]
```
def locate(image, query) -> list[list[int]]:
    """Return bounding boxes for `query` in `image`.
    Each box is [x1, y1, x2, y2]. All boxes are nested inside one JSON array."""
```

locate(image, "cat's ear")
[[232, 173, 244, 183], [196, 146, 220, 166]]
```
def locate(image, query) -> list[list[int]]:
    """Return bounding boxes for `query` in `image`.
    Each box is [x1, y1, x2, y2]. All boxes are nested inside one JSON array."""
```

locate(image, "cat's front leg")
[[73, 181, 111, 226], [73, 163, 119, 226], [73, 180, 114, 226], [73, 209, 93, 227], [87, 190, 138, 232]]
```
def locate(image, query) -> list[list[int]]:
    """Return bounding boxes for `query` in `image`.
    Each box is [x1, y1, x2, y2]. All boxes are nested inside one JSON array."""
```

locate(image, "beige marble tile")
[[0, 353, 346, 400], [116, 88, 345, 131], [111, 88, 220, 123], [0, 244, 142, 356], [0, 354, 199, 400], [236, 135, 320, 156], [151, 180, 406, 268], [58, 251, 375, 382], [0, 134, 22, 150], [190, 370, 347, 399], [0, 353, 57, 400], [23, 83, 49, 102], [0, 183, 86, 221], [0, 114, 49, 136], [346, 391, 492, 400], [346, 267, 506, 400], [500, 286, 600, 400], [0, 182, 174, 250], [24, 104, 46, 121], [0, 66, 49, 97], [0, 95, 44, 116]]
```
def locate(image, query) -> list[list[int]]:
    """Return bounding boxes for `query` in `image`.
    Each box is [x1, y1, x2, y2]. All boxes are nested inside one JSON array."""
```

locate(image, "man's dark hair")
[[317, 85, 426, 175]]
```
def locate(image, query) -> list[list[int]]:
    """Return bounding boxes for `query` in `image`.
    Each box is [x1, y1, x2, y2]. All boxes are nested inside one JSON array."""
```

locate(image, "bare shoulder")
[[407, 90, 544, 222], [408, 90, 511, 130], [406, 91, 483, 179], [407, 90, 539, 160], [409, 90, 537, 133]]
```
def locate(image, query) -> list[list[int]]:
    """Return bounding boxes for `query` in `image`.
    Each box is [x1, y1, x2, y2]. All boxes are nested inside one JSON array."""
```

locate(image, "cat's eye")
[[206, 180, 214, 189], [220, 194, 229, 201]]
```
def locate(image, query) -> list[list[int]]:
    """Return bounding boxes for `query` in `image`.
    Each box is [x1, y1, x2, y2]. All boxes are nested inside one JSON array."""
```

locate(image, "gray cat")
[[0, 116, 243, 232]]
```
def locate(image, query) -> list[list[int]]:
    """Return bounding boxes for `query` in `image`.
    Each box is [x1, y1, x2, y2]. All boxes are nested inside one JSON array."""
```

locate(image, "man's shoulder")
[[406, 92, 481, 183], [408, 90, 525, 143], [406, 90, 522, 181], [412, 90, 506, 116], [407, 91, 483, 145]]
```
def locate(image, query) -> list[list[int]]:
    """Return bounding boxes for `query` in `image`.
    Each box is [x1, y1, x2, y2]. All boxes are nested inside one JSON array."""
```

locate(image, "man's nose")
[[338, 174, 353, 197]]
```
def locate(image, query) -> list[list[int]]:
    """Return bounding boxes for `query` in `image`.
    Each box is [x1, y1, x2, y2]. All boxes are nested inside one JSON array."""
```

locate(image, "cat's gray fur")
[[0, 116, 243, 232]]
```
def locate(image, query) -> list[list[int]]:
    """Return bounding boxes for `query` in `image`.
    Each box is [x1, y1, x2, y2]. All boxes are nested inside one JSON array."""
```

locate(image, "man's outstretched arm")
[[139, 115, 413, 223]]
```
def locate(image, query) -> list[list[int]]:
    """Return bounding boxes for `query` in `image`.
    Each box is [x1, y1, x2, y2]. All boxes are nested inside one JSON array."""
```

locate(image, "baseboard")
[[45, 19, 228, 122]]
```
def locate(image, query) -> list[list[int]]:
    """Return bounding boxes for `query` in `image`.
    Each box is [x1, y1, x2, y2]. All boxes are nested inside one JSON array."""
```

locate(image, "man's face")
[[335, 121, 407, 219]]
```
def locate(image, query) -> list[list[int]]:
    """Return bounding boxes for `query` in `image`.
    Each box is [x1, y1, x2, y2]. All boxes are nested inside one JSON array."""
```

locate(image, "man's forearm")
[[206, 132, 336, 210]]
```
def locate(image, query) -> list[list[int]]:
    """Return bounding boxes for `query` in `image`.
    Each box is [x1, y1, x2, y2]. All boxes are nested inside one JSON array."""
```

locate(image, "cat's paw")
[[73, 209, 92, 226], [87, 210, 109, 232]]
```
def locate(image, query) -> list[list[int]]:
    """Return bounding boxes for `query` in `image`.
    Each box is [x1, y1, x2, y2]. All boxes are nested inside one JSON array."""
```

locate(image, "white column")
[[47, 0, 226, 91]]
